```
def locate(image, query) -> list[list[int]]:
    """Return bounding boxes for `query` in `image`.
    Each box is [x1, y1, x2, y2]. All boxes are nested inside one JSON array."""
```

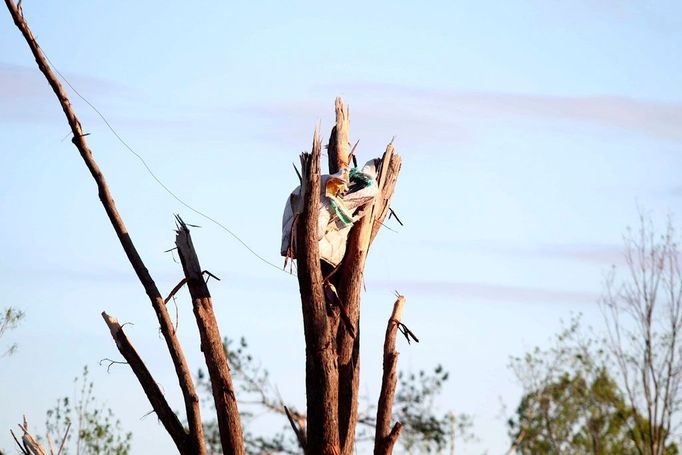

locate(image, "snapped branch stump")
[[374, 296, 406, 454]]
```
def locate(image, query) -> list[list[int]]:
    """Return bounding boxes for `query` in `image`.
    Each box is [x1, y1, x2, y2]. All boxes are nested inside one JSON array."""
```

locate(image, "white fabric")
[[280, 159, 380, 266]]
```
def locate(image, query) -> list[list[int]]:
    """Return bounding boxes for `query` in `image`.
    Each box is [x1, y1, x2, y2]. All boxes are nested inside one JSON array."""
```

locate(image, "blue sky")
[[1, 1, 682, 453]]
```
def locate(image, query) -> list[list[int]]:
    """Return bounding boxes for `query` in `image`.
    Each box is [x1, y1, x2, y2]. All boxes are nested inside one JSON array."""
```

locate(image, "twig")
[[387, 208, 403, 226], [10, 429, 27, 455], [56, 422, 71, 455], [99, 357, 128, 373], [348, 139, 360, 163], [164, 271, 220, 304], [284, 405, 307, 454], [324, 282, 356, 338], [376, 220, 398, 234], [140, 409, 157, 420], [292, 163, 302, 183], [396, 322, 419, 344], [203, 270, 221, 283], [164, 278, 188, 304]]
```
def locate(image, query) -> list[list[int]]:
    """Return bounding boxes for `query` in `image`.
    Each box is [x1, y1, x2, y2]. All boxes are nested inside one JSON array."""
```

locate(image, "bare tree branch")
[[285, 405, 307, 454], [374, 296, 406, 455], [600, 215, 682, 455], [2, 1, 206, 452], [101, 312, 188, 452]]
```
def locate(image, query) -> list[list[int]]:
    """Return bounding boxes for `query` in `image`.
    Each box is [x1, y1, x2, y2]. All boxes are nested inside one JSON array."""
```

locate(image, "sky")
[[1, 1, 682, 453]]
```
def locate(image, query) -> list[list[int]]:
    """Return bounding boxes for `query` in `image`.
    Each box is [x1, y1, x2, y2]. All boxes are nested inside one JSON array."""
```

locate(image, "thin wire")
[[42, 52, 288, 274]]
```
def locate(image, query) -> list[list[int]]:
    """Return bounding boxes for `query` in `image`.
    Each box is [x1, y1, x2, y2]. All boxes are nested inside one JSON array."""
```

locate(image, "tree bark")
[[175, 217, 245, 455], [297, 128, 341, 455], [335, 142, 401, 455]]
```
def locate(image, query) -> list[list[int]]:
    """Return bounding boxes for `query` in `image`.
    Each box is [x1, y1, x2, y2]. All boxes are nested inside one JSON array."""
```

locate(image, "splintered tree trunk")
[[175, 218, 244, 455], [296, 130, 341, 455], [296, 98, 402, 455]]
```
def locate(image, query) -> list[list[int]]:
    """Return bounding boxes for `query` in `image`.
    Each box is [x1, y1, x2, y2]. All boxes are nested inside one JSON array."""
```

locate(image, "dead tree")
[[6, 2, 410, 453], [292, 99, 403, 454]]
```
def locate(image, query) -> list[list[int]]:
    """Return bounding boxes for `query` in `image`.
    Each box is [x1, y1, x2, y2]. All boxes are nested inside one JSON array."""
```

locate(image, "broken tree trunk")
[[374, 296, 406, 455], [298, 98, 403, 455], [3, 2, 210, 453], [296, 129, 341, 455], [332, 141, 402, 454], [175, 217, 245, 455]]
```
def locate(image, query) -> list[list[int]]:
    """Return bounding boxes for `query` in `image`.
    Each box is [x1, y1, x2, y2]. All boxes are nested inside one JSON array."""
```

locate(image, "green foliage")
[[0, 306, 24, 357], [508, 317, 678, 455], [513, 368, 627, 454], [44, 366, 132, 455], [395, 365, 474, 453], [600, 215, 682, 455]]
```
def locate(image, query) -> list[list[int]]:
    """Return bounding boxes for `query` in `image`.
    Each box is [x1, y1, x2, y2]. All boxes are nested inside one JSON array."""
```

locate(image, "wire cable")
[[42, 52, 289, 274]]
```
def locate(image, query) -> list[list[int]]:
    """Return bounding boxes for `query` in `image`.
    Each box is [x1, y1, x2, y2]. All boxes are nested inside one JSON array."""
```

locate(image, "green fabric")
[[349, 167, 374, 187], [329, 198, 353, 225]]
